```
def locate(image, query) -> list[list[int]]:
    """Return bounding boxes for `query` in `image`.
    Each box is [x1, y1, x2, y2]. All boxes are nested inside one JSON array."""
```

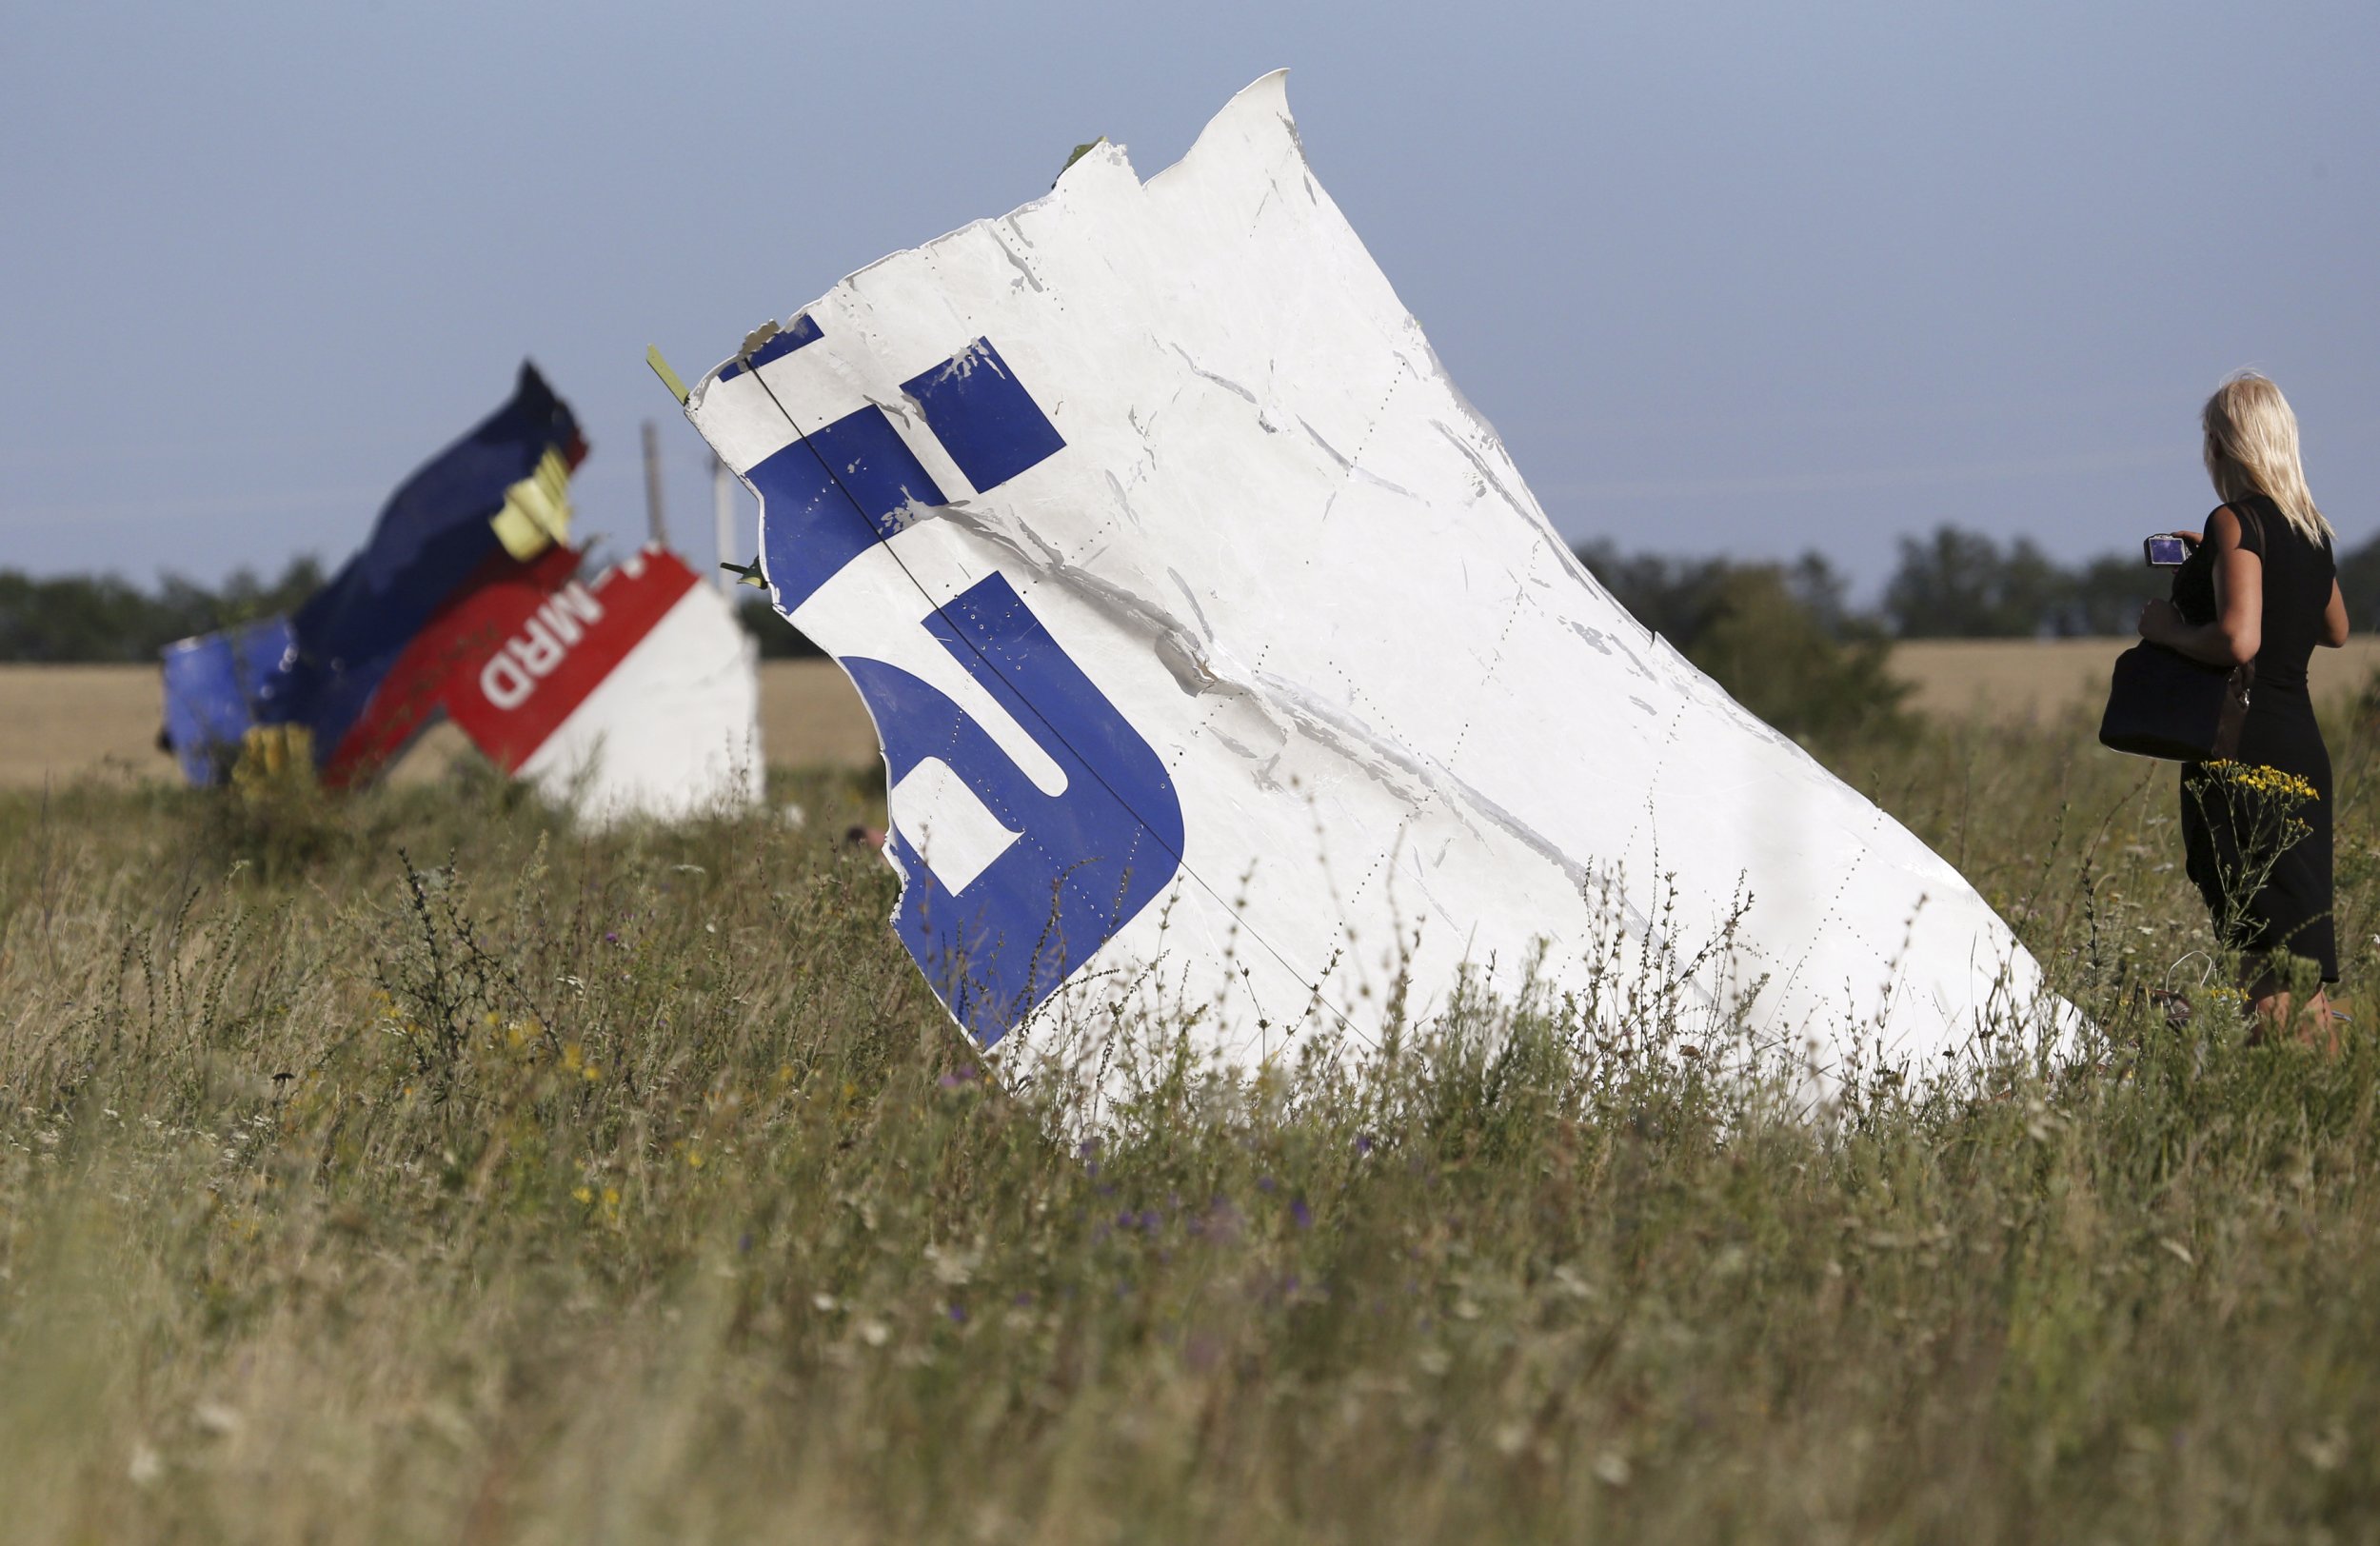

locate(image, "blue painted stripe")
[[844, 573, 1184, 1043], [752, 403, 947, 610], [901, 338, 1064, 494]]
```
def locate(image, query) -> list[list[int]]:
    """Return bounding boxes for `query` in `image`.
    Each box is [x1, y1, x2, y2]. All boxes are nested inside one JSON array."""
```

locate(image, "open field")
[[1891, 637, 2380, 723], [6, 697, 2380, 1539], [10, 640, 2380, 791], [0, 661, 884, 789]]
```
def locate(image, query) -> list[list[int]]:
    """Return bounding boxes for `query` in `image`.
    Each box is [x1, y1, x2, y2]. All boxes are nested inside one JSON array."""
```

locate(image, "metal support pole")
[[641, 421, 668, 548], [713, 457, 739, 597]]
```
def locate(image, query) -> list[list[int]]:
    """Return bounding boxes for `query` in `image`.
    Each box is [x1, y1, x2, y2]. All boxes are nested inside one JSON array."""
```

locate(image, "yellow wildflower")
[[2201, 761, 2319, 803]]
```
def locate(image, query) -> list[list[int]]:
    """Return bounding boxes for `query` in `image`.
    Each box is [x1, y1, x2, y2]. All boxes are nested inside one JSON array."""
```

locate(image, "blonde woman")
[[2138, 372, 2350, 1044]]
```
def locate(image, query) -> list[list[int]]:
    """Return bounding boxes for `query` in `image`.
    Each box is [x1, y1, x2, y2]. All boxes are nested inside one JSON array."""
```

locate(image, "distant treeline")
[[737, 595, 825, 659], [1573, 525, 2380, 743], [0, 556, 823, 664], [10, 522, 2378, 674], [1582, 525, 2380, 644], [0, 559, 327, 664], [1571, 542, 1905, 743]]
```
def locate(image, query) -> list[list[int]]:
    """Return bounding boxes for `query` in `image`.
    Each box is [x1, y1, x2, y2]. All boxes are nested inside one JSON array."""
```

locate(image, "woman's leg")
[[2244, 959, 2342, 1054]]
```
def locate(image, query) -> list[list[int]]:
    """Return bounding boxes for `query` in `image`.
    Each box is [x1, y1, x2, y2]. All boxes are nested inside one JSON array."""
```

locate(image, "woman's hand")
[[2138, 597, 2182, 645]]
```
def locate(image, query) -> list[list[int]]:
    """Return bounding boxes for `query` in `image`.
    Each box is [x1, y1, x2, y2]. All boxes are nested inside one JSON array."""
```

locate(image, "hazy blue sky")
[[4, 0, 2373, 596]]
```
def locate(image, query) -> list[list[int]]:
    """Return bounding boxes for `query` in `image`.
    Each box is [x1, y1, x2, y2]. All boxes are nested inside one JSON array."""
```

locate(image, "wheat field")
[[0, 661, 885, 790], [9, 639, 2380, 792]]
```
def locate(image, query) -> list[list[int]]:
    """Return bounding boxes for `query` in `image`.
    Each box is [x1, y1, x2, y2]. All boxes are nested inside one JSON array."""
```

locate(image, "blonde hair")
[[2202, 371, 2332, 543]]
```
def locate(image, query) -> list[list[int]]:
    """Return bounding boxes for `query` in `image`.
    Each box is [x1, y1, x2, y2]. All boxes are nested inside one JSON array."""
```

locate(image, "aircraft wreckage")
[[668, 72, 2072, 1097]]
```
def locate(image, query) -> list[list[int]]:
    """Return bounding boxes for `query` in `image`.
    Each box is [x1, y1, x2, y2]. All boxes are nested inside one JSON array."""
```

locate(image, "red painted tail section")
[[322, 545, 582, 786], [442, 548, 700, 772], [323, 545, 701, 784]]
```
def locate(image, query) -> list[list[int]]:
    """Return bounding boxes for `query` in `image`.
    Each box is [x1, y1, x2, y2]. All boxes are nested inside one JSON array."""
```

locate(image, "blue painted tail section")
[[263, 363, 585, 766], [154, 366, 584, 786], [160, 618, 295, 784]]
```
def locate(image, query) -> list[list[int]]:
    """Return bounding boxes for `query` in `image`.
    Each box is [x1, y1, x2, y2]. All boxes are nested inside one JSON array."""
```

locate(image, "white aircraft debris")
[[439, 545, 764, 825], [678, 71, 2069, 1096]]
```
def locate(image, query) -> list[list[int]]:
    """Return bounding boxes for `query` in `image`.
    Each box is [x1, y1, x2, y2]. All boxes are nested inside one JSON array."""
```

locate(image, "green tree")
[[2335, 529, 2380, 631], [1572, 542, 1734, 646], [1577, 544, 1908, 743], [1682, 565, 1911, 743], [0, 557, 326, 663], [2057, 551, 2156, 637], [1883, 526, 2070, 638], [737, 594, 825, 659]]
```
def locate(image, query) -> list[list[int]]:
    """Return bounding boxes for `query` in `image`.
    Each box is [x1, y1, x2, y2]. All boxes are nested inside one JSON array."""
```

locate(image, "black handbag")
[[2097, 504, 2261, 762], [2097, 642, 2252, 761]]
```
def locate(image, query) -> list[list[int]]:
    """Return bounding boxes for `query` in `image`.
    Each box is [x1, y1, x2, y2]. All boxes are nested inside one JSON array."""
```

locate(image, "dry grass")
[[4, 701, 2380, 1541]]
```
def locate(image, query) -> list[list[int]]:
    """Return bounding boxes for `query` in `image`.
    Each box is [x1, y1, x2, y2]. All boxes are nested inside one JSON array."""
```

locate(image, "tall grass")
[[3, 711, 2378, 1543]]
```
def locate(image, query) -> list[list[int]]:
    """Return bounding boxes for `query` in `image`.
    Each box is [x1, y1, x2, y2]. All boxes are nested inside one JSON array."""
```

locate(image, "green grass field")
[[5, 712, 2379, 1543]]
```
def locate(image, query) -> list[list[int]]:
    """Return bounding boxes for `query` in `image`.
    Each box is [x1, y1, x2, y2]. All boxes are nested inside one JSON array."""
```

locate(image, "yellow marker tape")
[[647, 345, 689, 406], [233, 723, 316, 791], [1054, 137, 1106, 188], [489, 446, 574, 560]]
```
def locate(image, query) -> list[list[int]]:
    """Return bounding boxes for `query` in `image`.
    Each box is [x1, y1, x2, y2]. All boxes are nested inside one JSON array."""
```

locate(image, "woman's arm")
[[2139, 505, 2261, 666], [2321, 578, 2350, 647]]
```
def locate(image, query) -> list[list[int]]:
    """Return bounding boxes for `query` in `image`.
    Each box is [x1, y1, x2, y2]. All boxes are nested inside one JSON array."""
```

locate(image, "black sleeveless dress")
[[2174, 496, 2339, 982]]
